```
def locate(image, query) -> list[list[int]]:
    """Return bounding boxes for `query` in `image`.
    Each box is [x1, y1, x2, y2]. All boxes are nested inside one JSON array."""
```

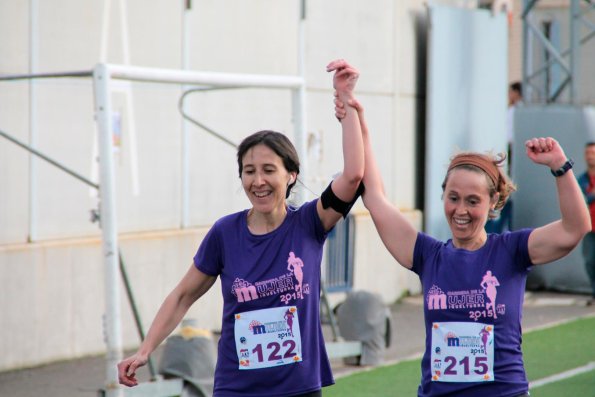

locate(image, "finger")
[[334, 67, 359, 80], [127, 361, 139, 377], [326, 59, 346, 72]]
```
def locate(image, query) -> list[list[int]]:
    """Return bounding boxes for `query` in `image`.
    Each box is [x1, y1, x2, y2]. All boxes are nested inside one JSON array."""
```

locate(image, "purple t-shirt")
[[412, 229, 533, 397], [194, 199, 334, 397]]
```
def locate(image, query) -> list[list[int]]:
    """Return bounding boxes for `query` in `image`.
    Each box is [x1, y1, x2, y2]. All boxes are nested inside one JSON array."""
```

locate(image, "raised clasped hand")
[[326, 59, 359, 99]]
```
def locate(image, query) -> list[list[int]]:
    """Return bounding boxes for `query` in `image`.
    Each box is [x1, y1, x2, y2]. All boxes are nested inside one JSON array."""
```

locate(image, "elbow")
[[565, 222, 591, 249], [346, 171, 364, 188], [577, 213, 592, 238]]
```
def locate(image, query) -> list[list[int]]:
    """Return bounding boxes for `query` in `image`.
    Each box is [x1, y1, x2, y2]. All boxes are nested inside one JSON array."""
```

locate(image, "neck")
[[452, 233, 487, 251], [588, 165, 595, 176], [247, 206, 287, 235]]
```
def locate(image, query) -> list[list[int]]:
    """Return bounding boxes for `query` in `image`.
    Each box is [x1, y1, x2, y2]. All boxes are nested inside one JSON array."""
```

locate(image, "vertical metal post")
[[569, 0, 580, 104], [293, 0, 308, 204], [522, 0, 533, 102], [181, 0, 191, 228], [93, 63, 123, 397], [28, 0, 38, 242]]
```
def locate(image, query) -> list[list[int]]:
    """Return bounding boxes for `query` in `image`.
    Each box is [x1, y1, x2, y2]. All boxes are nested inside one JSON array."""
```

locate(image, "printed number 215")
[[444, 356, 488, 375]]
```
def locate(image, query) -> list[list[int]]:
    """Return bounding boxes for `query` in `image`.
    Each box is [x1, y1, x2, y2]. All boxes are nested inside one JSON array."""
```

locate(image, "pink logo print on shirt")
[[428, 285, 447, 310], [231, 252, 310, 303], [480, 271, 500, 319]]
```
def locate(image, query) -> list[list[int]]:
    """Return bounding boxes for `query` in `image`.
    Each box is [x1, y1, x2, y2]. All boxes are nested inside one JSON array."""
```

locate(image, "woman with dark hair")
[[117, 59, 364, 397], [334, 69, 590, 396]]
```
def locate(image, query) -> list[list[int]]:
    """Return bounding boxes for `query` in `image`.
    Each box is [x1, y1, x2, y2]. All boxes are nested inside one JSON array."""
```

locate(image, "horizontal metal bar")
[[0, 70, 93, 82], [325, 341, 363, 359], [178, 88, 239, 149], [98, 378, 184, 397], [104, 63, 304, 89]]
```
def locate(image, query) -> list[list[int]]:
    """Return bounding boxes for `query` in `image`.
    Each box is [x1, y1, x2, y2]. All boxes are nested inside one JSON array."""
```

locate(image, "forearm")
[[556, 171, 591, 236], [336, 94, 364, 199], [137, 290, 194, 357], [360, 115, 385, 201]]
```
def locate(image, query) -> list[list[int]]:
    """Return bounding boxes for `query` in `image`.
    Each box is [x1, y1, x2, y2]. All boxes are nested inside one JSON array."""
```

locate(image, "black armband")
[[320, 181, 365, 218]]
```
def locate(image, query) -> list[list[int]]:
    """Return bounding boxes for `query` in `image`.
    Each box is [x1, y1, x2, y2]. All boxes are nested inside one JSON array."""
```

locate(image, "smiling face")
[[443, 168, 496, 249], [241, 144, 296, 215]]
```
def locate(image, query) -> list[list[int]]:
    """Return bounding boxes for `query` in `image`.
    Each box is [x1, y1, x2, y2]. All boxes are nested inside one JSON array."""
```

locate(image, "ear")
[[490, 192, 500, 210], [289, 172, 297, 185]]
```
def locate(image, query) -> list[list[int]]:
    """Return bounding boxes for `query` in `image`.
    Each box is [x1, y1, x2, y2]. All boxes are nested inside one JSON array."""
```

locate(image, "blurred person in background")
[[577, 141, 595, 306]]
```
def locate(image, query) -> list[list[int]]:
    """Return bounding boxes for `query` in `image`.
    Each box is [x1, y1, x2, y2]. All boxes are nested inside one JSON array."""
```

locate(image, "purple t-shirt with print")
[[194, 199, 334, 397], [412, 229, 533, 397]]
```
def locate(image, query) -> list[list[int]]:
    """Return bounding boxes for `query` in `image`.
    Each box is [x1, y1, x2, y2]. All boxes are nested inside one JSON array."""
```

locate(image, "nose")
[[253, 171, 265, 186], [455, 202, 468, 215]]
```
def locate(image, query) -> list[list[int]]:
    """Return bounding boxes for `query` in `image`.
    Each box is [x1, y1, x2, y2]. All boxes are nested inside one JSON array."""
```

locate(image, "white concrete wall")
[[0, 0, 430, 371]]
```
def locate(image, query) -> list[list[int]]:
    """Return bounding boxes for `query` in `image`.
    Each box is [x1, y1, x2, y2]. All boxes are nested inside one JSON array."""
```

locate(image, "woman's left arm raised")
[[317, 59, 364, 231], [527, 137, 591, 265]]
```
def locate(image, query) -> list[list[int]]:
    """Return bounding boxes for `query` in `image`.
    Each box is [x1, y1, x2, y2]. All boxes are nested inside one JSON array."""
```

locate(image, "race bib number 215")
[[430, 321, 494, 382]]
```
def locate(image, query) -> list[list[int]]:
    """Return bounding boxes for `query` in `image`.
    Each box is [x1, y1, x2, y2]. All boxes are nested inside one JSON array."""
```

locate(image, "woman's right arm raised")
[[117, 265, 216, 386], [336, 98, 419, 269]]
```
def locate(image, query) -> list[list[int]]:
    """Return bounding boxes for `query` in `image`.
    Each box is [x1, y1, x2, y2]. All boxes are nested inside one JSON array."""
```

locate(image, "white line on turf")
[[529, 362, 595, 389]]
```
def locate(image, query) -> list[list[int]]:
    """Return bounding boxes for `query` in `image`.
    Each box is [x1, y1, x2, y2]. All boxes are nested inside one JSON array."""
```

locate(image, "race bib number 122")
[[234, 306, 302, 370]]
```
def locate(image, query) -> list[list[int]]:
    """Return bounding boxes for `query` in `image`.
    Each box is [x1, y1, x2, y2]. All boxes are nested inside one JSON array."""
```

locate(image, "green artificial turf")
[[324, 316, 595, 397]]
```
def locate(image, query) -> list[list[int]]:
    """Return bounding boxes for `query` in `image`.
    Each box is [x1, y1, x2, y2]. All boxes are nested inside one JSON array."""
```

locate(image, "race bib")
[[430, 321, 494, 382], [234, 306, 302, 370]]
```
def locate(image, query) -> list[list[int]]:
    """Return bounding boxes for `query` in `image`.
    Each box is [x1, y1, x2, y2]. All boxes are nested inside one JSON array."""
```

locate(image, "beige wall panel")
[[0, 2, 28, 72], [0, 85, 30, 243], [305, 0, 396, 94], [31, 82, 98, 239], [125, 1, 183, 68], [395, 0, 427, 96], [184, 88, 296, 227], [111, 86, 183, 232], [36, 1, 104, 69], [185, 0, 298, 75]]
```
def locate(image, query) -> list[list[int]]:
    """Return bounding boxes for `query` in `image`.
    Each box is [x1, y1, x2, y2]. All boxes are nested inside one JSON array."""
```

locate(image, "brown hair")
[[441, 152, 516, 219]]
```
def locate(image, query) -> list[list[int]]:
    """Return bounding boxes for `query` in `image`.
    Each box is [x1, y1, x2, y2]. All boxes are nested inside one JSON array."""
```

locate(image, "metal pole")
[[293, 0, 308, 204], [522, 0, 534, 102], [118, 251, 157, 380], [569, 0, 581, 103], [181, 1, 191, 228], [93, 63, 123, 397], [28, 0, 39, 242]]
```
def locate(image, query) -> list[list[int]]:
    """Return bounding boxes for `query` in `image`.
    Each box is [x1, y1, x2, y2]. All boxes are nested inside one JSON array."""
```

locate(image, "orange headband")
[[447, 154, 499, 187]]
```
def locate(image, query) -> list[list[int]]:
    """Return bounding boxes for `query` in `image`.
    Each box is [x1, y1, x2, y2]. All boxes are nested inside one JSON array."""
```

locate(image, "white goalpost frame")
[[92, 63, 307, 396]]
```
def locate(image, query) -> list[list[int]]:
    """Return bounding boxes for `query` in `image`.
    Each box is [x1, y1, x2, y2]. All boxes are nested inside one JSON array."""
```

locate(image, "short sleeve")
[[412, 232, 442, 276], [301, 199, 328, 244], [193, 223, 223, 276], [501, 228, 534, 271]]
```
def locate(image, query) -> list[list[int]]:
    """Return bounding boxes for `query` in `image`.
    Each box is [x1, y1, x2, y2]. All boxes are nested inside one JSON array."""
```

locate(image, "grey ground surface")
[[1, 291, 594, 397]]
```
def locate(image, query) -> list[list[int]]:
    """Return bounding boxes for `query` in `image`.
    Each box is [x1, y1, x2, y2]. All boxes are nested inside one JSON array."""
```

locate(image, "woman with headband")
[[334, 78, 590, 396]]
